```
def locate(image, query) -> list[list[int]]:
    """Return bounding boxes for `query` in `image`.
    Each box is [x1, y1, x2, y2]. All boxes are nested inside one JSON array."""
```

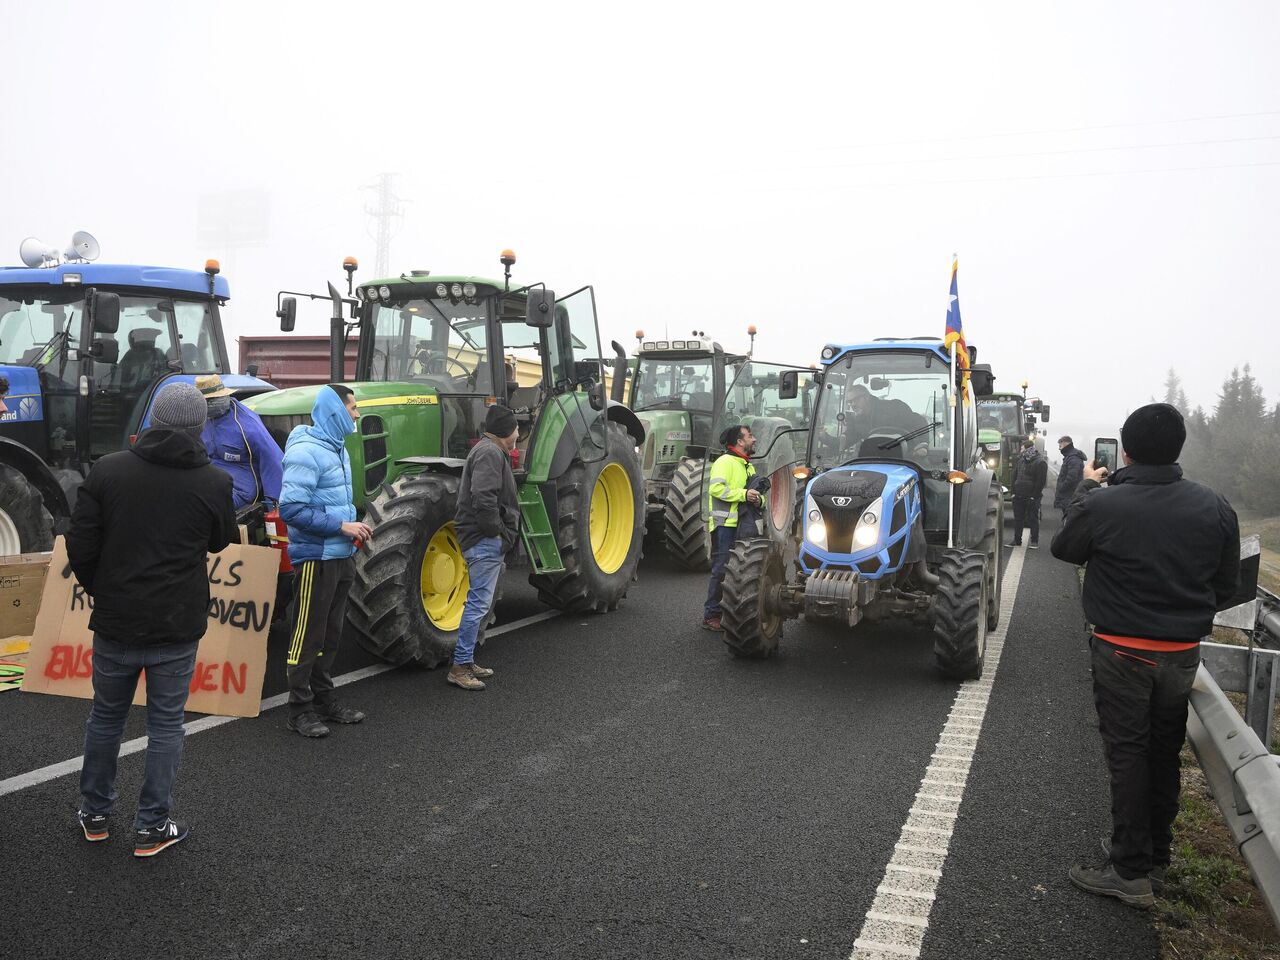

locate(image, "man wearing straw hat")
[[196, 375, 283, 511]]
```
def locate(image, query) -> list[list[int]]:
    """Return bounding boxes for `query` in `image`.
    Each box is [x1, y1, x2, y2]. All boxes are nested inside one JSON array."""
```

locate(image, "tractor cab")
[[0, 239, 273, 546]]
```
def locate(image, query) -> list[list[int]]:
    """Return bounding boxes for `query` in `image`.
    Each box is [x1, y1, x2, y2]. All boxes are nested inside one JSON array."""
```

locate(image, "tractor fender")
[[0, 437, 71, 522], [546, 402, 646, 482], [605, 401, 645, 447], [955, 466, 997, 551]]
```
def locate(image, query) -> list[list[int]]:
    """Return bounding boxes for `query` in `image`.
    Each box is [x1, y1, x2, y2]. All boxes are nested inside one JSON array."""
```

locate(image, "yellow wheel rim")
[[589, 462, 634, 575], [419, 523, 468, 631]]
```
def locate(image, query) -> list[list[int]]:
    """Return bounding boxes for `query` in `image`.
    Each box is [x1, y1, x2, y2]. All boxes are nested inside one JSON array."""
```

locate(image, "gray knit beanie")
[[151, 382, 208, 431]]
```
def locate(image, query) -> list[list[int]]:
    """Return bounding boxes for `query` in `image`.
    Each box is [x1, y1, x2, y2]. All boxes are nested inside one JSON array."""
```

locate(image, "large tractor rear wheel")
[[932, 549, 988, 680], [349, 474, 480, 667], [721, 538, 785, 659], [983, 484, 1003, 631], [663, 456, 710, 570], [531, 422, 645, 612], [0, 465, 54, 553]]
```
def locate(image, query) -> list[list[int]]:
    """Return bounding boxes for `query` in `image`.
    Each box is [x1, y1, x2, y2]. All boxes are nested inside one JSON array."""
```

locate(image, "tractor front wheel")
[[931, 549, 988, 680], [663, 457, 710, 570], [721, 538, 785, 659], [0, 465, 53, 554], [531, 422, 645, 612], [349, 473, 478, 667]]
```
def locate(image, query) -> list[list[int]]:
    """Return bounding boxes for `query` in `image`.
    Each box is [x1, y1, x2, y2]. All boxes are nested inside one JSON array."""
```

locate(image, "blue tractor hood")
[[800, 463, 923, 579], [0, 263, 230, 299]]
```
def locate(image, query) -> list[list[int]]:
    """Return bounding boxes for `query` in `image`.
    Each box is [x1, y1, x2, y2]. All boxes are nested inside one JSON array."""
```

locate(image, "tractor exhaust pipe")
[[609, 340, 628, 404], [913, 561, 940, 588], [327, 282, 346, 384]]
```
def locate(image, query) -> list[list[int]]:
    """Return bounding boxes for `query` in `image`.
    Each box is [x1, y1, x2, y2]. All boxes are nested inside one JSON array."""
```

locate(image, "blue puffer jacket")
[[279, 386, 357, 562]]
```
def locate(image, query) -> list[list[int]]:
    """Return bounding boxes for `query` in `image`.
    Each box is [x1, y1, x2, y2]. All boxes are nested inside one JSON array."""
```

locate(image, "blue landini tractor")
[[0, 233, 274, 552], [718, 338, 1002, 679]]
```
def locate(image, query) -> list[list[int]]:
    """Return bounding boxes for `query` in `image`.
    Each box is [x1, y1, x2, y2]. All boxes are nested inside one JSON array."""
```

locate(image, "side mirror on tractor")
[[1039, 404, 1051, 423], [525, 288, 556, 328], [277, 296, 297, 333], [89, 289, 120, 334], [970, 364, 995, 397], [778, 369, 799, 401], [90, 338, 119, 364]]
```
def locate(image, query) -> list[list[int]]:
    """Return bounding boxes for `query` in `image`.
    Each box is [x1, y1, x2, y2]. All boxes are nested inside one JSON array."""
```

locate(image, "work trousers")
[[80, 634, 199, 829], [1090, 635, 1200, 879], [1011, 494, 1041, 544], [286, 556, 354, 717], [703, 526, 740, 620]]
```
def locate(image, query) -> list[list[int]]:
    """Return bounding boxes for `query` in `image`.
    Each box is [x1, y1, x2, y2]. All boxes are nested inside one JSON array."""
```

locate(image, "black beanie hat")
[[1121, 402, 1186, 465], [484, 403, 517, 438]]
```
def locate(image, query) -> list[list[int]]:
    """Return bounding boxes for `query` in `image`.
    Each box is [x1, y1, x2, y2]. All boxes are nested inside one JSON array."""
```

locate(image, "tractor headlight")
[[462, 282, 476, 298], [853, 509, 881, 548], [808, 509, 821, 523], [365, 286, 380, 302], [807, 521, 827, 547], [821, 345, 838, 360], [379, 285, 392, 300], [986, 456, 999, 469], [450, 283, 463, 298], [436, 283, 449, 297]]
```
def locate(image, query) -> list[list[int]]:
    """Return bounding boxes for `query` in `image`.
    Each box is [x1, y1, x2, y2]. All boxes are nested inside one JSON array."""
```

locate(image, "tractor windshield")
[[0, 289, 83, 368], [810, 351, 951, 472], [366, 297, 496, 393], [976, 399, 1022, 436], [631, 356, 715, 411]]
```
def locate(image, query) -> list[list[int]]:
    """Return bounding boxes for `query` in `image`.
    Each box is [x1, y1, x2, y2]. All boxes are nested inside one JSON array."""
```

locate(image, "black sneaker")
[[1006, 541, 1021, 548], [1068, 860, 1154, 908], [1101, 838, 1166, 893], [134, 819, 190, 858], [1029, 541, 1040, 549], [287, 712, 331, 738], [78, 811, 110, 842], [318, 702, 365, 724]]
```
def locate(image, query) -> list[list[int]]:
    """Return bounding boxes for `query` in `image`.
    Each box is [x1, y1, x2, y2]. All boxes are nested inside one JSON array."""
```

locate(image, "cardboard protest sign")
[[21, 537, 277, 717], [0, 551, 51, 645]]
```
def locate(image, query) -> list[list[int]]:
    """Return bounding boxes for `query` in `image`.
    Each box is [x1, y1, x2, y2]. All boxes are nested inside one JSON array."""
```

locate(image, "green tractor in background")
[[244, 252, 647, 666], [626, 329, 815, 570], [975, 386, 1050, 500]]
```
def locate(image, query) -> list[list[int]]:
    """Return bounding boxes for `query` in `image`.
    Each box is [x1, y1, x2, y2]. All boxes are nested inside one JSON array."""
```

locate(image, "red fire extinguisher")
[[263, 510, 293, 573]]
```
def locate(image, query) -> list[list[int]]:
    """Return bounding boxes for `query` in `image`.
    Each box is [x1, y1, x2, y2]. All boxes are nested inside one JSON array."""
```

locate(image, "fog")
[[5, 1, 1275, 455]]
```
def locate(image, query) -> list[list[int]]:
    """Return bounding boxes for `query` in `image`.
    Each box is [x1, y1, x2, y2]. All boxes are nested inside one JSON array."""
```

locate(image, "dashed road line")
[[0, 609, 562, 799], [849, 547, 1027, 960]]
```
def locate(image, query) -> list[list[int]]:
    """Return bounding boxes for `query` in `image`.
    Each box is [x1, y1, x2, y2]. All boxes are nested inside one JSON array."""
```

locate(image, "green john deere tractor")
[[976, 389, 1050, 500], [244, 252, 647, 666]]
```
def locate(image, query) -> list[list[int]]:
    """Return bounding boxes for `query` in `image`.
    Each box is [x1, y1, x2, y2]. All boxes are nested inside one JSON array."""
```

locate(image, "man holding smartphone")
[[1051, 403, 1239, 908]]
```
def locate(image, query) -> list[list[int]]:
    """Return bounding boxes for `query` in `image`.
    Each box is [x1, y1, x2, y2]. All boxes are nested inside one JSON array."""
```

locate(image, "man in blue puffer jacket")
[[279, 385, 372, 738]]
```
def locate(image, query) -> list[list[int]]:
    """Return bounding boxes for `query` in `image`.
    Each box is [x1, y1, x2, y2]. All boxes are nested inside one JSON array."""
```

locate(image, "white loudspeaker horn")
[[19, 237, 58, 268], [64, 230, 100, 262]]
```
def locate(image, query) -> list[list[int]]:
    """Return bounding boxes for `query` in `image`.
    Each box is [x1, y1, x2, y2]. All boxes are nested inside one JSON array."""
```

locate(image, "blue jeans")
[[704, 526, 739, 620], [80, 634, 199, 830], [454, 537, 505, 665]]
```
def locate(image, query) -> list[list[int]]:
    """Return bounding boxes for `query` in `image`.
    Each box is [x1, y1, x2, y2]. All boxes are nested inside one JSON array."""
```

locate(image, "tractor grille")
[[361, 415, 388, 490]]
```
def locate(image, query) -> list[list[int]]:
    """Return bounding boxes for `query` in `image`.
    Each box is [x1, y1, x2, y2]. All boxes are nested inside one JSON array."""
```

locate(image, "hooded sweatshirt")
[[278, 387, 358, 563], [67, 427, 238, 646]]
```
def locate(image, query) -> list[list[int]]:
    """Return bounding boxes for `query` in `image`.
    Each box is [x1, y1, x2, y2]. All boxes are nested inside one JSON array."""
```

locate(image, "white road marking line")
[[0, 609, 562, 799], [849, 547, 1027, 960]]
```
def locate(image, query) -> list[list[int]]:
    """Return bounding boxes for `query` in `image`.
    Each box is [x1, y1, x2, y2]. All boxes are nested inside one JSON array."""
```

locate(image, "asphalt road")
[[0, 511, 1157, 960]]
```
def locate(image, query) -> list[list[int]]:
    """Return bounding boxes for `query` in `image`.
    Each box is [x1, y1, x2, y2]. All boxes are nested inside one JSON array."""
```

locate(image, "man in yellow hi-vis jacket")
[[702, 424, 760, 631]]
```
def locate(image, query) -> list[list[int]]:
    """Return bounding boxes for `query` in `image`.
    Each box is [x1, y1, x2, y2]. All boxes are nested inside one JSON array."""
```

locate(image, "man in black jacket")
[[1054, 435, 1086, 516], [68, 381, 237, 858], [448, 404, 520, 691], [1051, 403, 1239, 908], [1008, 438, 1048, 548]]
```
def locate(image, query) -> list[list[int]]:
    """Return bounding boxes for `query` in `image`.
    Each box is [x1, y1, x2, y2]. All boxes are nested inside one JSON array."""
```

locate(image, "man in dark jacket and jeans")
[[1052, 403, 1239, 908], [1008, 438, 1048, 548], [1054, 435, 1086, 516], [68, 381, 238, 858], [449, 404, 520, 691]]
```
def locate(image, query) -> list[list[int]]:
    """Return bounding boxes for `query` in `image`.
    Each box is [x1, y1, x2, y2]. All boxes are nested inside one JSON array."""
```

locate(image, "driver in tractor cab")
[[842, 384, 928, 458]]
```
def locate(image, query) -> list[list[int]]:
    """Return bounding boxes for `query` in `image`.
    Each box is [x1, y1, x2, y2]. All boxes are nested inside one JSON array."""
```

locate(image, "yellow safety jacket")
[[707, 451, 756, 530]]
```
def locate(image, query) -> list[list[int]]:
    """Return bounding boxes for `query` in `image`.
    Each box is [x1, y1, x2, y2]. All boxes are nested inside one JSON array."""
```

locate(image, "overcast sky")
[[5, 1, 1275, 454]]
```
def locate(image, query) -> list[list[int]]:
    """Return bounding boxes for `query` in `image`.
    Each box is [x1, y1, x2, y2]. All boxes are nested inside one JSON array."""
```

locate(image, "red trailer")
[[238, 336, 359, 389]]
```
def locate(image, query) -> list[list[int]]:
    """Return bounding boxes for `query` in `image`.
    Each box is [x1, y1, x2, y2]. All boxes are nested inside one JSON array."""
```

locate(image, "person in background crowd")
[[1051, 403, 1239, 908], [68, 381, 237, 858], [197, 375, 283, 511], [449, 403, 521, 691], [279, 384, 370, 737], [701, 424, 761, 632], [1008, 438, 1047, 548], [1054, 435, 1086, 517], [0, 374, 8, 414]]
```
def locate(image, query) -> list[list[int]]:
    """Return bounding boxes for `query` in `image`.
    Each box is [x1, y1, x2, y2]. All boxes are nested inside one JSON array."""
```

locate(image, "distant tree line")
[[1162, 366, 1280, 514]]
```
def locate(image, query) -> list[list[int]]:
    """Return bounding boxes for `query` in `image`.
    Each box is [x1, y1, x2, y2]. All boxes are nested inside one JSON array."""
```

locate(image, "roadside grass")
[[1237, 511, 1280, 595]]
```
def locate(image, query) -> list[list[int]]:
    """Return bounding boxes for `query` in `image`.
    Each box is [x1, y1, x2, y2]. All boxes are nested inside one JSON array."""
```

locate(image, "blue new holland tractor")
[[718, 337, 1002, 679], [0, 235, 274, 553]]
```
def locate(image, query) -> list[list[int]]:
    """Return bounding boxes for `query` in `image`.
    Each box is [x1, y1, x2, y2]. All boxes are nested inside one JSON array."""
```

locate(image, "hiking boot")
[[1029, 541, 1040, 549], [1068, 861, 1154, 908], [469, 663, 494, 679], [318, 702, 365, 724], [78, 811, 109, 842], [133, 819, 190, 859], [447, 664, 486, 691], [1101, 838, 1167, 893], [701, 616, 723, 632], [287, 712, 331, 738]]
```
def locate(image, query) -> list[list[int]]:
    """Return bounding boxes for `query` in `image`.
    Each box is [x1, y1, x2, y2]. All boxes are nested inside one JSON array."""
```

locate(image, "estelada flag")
[[943, 255, 970, 399]]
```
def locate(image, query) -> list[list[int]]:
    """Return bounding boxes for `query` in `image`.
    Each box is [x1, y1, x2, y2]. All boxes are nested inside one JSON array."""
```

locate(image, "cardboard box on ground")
[[0, 551, 51, 651], [21, 537, 278, 718]]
